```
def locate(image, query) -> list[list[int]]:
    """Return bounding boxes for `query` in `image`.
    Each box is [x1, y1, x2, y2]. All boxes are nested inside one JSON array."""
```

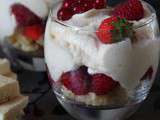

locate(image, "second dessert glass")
[[0, 0, 48, 72]]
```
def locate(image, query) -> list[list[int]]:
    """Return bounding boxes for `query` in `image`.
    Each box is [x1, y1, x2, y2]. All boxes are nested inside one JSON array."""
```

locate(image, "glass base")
[[53, 79, 153, 120], [57, 97, 141, 120]]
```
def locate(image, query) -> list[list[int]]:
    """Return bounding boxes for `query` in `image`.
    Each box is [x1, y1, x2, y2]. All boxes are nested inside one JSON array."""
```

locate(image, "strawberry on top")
[[57, 0, 107, 21], [113, 0, 144, 21], [96, 16, 135, 44]]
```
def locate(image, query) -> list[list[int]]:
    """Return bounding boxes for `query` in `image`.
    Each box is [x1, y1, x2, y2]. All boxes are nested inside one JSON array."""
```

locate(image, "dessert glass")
[[45, 1, 160, 120], [0, 1, 48, 72]]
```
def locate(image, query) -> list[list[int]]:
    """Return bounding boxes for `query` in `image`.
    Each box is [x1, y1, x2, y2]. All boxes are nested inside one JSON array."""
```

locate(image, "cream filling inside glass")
[[45, 2, 160, 91]]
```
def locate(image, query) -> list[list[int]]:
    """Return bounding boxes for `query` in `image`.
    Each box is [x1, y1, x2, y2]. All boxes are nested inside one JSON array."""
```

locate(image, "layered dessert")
[[45, 0, 160, 106], [0, 0, 49, 52]]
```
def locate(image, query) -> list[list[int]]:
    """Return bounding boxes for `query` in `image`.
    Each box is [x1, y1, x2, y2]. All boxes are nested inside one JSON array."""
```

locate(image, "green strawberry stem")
[[111, 17, 136, 43]]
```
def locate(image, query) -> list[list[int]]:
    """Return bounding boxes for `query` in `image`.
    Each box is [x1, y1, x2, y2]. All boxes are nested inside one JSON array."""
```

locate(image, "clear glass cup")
[[45, 1, 160, 120]]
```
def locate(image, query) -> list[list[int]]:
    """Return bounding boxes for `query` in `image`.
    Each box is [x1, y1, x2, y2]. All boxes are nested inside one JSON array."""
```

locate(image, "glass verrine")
[[0, 0, 48, 71], [45, 1, 160, 120]]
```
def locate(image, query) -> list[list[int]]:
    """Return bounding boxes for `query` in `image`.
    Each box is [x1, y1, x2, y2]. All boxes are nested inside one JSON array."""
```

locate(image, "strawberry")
[[96, 16, 118, 44], [113, 0, 144, 21], [141, 66, 153, 80], [60, 72, 72, 89], [93, 0, 107, 9], [91, 74, 119, 95], [11, 4, 42, 26], [23, 24, 44, 41], [58, 0, 106, 21], [96, 16, 134, 44], [60, 66, 91, 95]]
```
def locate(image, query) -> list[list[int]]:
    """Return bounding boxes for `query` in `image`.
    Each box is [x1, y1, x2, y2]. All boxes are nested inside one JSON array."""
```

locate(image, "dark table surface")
[[16, 68, 160, 120]]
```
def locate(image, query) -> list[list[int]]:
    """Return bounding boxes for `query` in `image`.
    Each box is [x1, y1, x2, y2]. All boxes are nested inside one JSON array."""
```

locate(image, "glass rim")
[[50, 1, 157, 32]]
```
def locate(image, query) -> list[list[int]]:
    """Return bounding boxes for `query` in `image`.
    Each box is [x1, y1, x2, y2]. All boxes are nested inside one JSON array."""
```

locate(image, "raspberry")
[[113, 0, 144, 21], [57, 8, 74, 21], [57, 0, 107, 21], [73, 4, 85, 14], [91, 74, 119, 95], [82, 0, 94, 12], [11, 4, 42, 26], [93, 0, 106, 9], [60, 66, 91, 95], [62, 0, 77, 8]]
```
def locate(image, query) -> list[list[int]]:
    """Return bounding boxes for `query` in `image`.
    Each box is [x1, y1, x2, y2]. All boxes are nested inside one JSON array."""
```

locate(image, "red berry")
[[62, 0, 77, 8], [82, 0, 94, 12], [60, 66, 91, 95], [91, 74, 119, 95], [141, 67, 153, 80], [113, 0, 144, 21], [57, 8, 74, 21], [73, 4, 85, 14], [58, 0, 106, 21], [96, 16, 118, 44], [11, 4, 42, 26], [93, 0, 106, 9], [96, 16, 134, 44], [61, 72, 71, 89], [23, 24, 44, 41], [73, 0, 94, 13]]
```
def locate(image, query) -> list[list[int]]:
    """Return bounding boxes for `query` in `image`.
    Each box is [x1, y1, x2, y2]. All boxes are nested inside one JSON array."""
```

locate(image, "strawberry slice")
[[113, 0, 144, 21], [60, 66, 91, 95], [11, 4, 42, 26], [91, 74, 119, 95], [96, 16, 134, 44], [23, 24, 44, 41]]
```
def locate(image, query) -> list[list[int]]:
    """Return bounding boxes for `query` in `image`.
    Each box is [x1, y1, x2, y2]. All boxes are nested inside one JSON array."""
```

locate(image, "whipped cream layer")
[[0, 0, 49, 40], [45, 2, 160, 90]]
